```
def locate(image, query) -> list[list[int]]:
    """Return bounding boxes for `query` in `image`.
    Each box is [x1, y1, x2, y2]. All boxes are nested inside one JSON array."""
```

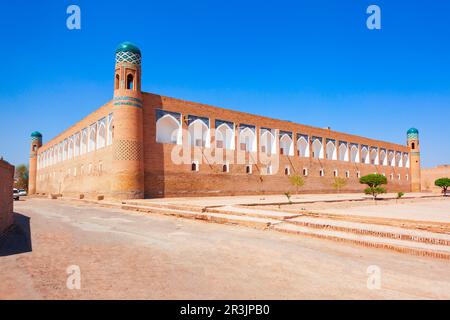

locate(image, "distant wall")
[[422, 165, 450, 193], [0, 159, 14, 233]]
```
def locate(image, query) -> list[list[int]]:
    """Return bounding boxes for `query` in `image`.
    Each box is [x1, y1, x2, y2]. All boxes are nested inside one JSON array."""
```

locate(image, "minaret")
[[111, 42, 145, 199], [29, 131, 42, 194], [407, 128, 421, 192]]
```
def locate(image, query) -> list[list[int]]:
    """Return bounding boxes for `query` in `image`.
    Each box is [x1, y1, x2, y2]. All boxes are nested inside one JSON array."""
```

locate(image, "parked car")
[[18, 189, 27, 196], [13, 188, 20, 201]]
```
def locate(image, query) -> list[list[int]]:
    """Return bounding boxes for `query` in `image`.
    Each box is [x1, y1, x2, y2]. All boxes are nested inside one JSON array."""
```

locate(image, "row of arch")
[[38, 114, 113, 170], [155, 112, 410, 168]]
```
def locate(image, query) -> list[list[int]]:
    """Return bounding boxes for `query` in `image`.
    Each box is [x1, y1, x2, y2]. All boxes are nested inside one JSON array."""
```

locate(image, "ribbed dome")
[[407, 128, 419, 134], [116, 42, 141, 55]]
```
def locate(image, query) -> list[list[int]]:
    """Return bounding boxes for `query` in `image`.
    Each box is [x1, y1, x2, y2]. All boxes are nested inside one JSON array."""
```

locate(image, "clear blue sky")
[[0, 0, 449, 168]]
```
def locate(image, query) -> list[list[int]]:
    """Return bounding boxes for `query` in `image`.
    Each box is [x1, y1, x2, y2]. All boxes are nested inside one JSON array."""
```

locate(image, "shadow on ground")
[[0, 213, 32, 257]]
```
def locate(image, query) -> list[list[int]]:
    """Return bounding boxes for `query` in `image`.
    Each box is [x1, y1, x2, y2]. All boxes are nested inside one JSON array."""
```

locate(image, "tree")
[[359, 173, 387, 200], [435, 178, 450, 196], [332, 177, 347, 193], [14, 164, 29, 190], [289, 175, 305, 194]]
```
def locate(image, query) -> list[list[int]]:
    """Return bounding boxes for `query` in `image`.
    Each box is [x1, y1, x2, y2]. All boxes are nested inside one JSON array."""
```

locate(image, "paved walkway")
[[1, 198, 449, 299]]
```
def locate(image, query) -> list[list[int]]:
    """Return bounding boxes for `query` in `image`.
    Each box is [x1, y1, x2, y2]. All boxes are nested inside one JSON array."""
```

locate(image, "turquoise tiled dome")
[[407, 128, 419, 140], [407, 128, 419, 134], [116, 42, 141, 55], [31, 131, 42, 138]]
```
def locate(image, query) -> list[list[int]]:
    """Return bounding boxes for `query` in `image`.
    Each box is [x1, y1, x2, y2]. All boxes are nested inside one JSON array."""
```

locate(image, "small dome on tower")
[[31, 131, 42, 138], [116, 42, 141, 55], [407, 128, 419, 135]]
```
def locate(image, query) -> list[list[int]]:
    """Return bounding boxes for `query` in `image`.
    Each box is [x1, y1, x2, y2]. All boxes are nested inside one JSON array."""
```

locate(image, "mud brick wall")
[[0, 159, 14, 233]]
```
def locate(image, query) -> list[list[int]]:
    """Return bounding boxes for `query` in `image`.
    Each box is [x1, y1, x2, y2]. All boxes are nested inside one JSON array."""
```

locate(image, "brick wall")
[[36, 102, 115, 199], [422, 165, 450, 193], [142, 93, 411, 197], [0, 159, 14, 233]]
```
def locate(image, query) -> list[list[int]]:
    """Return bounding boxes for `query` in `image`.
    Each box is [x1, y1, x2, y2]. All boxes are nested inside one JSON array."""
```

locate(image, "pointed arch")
[[260, 130, 275, 155], [280, 134, 294, 156], [312, 138, 323, 159], [388, 151, 395, 166], [350, 145, 359, 163], [126, 74, 134, 90], [370, 148, 378, 165], [360, 146, 369, 164], [339, 143, 348, 161], [239, 127, 256, 152], [379, 149, 387, 166], [188, 118, 209, 147], [326, 140, 337, 160], [215, 123, 234, 150], [297, 136, 309, 157], [88, 123, 97, 152], [395, 152, 402, 167], [107, 113, 114, 146], [403, 153, 410, 168], [156, 114, 181, 144]]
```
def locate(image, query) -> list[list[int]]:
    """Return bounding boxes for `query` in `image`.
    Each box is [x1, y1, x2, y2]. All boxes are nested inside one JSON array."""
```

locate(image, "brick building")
[[29, 42, 421, 200]]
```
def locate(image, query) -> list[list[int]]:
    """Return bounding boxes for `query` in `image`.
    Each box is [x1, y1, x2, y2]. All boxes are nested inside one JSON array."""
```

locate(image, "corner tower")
[[407, 128, 421, 192], [111, 42, 144, 199], [29, 131, 42, 194]]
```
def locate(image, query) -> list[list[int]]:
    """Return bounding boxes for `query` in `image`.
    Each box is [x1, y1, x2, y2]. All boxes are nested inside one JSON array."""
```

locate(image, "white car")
[[13, 189, 20, 201], [18, 189, 27, 196]]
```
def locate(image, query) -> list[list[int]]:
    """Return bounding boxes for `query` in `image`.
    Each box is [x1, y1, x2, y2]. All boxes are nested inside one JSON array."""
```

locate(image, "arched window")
[[326, 141, 336, 160], [107, 113, 114, 146], [239, 127, 256, 152], [403, 153, 410, 168], [411, 142, 415, 149], [360, 146, 368, 164], [260, 130, 275, 155], [115, 74, 120, 90], [81, 128, 88, 155], [126, 74, 134, 90], [312, 138, 323, 159], [297, 136, 308, 157], [379, 150, 386, 166], [370, 149, 378, 165], [350, 145, 359, 163], [284, 167, 290, 175], [339, 143, 348, 161], [280, 134, 293, 156], [188, 119, 209, 147], [97, 118, 107, 149], [89, 123, 97, 152], [63, 139, 68, 161], [191, 162, 199, 172], [395, 152, 402, 167], [216, 123, 234, 150], [388, 151, 395, 166], [74, 133, 80, 157], [68, 137, 74, 159], [156, 114, 180, 144]]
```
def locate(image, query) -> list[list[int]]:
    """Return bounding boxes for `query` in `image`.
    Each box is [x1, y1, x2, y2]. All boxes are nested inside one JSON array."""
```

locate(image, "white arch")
[[326, 141, 337, 160], [395, 152, 402, 167], [188, 119, 210, 148], [260, 130, 275, 155], [339, 143, 348, 161], [156, 114, 181, 144], [297, 136, 309, 157], [388, 151, 395, 166], [312, 139, 323, 159], [216, 123, 234, 150], [69, 137, 74, 159], [97, 118, 107, 149], [280, 134, 294, 156], [81, 129, 88, 155], [403, 153, 410, 168], [350, 145, 359, 163], [379, 150, 387, 166], [107, 113, 114, 146], [89, 124, 97, 152], [239, 127, 256, 152], [360, 146, 369, 164], [370, 149, 378, 165], [63, 139, 68, 161]]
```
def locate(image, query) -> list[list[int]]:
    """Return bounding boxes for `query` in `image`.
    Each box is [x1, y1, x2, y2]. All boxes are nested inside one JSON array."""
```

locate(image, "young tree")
[[435, 178, 450, 196], [289, 175, 305, 195], [14, 164, 29, 190], [332, 177, 347, 193], [359, 173, 387, 200]]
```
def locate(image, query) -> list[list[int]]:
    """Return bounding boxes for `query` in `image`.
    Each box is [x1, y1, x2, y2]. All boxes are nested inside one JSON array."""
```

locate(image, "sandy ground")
[[1, 198, 449, 299]]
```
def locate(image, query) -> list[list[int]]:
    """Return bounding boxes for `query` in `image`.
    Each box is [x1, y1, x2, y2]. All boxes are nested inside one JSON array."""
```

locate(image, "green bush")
[[360, 174, 387, 200], [435, 178, 450, 196]]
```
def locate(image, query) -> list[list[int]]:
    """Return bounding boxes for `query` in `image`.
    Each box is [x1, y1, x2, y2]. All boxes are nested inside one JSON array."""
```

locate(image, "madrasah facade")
[[28, 42, 421, 200]]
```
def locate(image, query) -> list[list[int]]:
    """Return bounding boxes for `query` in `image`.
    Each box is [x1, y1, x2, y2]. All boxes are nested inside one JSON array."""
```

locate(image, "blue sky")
[[0, 0, 449, 167]]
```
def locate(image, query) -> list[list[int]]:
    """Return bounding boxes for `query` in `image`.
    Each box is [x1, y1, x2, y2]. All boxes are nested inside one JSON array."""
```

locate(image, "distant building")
[[28, 42, 420, 199]]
